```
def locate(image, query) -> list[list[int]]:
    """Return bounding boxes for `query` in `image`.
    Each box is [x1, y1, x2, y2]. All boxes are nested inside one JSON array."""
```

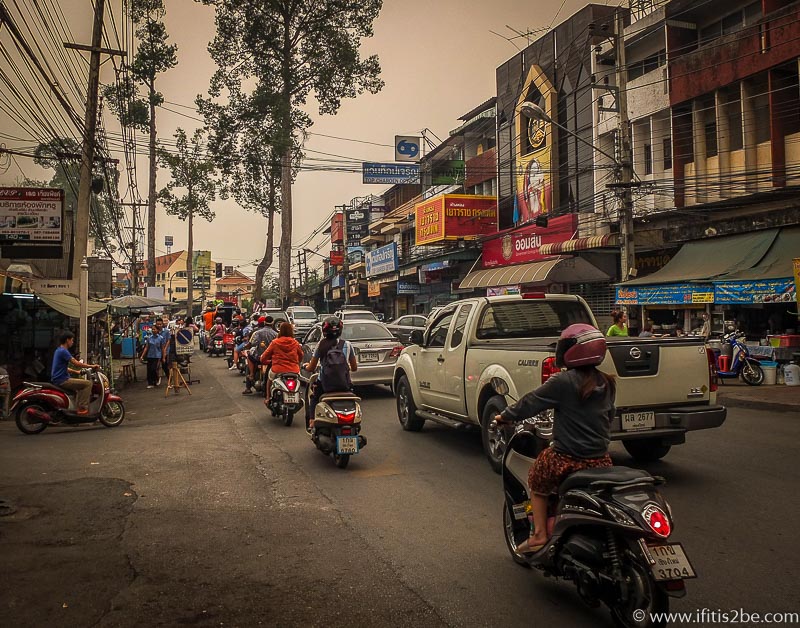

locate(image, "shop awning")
[[460, 256, 610, 289], [539, 233, 619, 255], [38, 294, 107, 318], [713, 226, 800, 281], [623, 229, 779, 285]]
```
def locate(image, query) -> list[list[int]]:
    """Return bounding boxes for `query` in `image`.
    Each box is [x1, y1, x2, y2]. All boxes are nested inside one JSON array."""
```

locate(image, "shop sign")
[[363, 162, 420, 185], [487, 286, 520, 297], [29, 278, 77, 294], [421, 260, 450, 272], [332, 288, 343, 300], [431, 160, 465, 185], [415, 194, 497, 246], [331, 213, 344, 243], [397, 281, 420, 295], [368, 281, 381, 297], [615, 283, 714, 306], [329, 250, 344, 266], [714, 278, 796, 304], [330, 274, 345, 289], [0, 187, 64, 243], [349, 283, 360, 297], [395, 136, 421, 162], [365, 242, 398, 277], [482, 214, 577, 267]]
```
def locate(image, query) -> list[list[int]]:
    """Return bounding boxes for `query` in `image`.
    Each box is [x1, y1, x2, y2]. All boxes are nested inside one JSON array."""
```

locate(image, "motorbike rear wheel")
[[609, 558, 668, 628], [99, 400, 125, 427], [283, 408, 294, 427], [502, 500, 532, 568], [333, 453, 350, 469], [15, 403, 48, 435], [741, 361, 764, 386]]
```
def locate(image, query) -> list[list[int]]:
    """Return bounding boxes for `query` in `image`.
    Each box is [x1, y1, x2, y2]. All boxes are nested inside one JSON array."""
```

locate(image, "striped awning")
[[539, 233, 618, 255], [459, 255, 610, 289]]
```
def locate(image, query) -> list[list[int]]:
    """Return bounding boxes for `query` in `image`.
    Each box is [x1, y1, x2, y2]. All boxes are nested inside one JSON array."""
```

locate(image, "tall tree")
[[157, 128, 217, 317], [103, 0, 177, 287], [199, 0, 384, 305]]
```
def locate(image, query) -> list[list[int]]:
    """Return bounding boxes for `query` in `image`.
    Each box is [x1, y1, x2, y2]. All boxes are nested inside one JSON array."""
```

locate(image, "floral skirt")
[[528, 446, 612, 496]]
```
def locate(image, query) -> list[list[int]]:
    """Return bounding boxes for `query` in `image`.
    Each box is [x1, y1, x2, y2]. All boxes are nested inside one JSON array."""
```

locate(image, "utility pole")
[[296, 250, 303, 298], [121, 202, 146, 296], [336, 204, 350, 305], [66, 0, 124, 360]]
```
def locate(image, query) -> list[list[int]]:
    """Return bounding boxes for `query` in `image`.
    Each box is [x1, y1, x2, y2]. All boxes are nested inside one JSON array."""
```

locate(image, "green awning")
[[38, 294, 107, 318], [624, 229, 779, 285], [713, 226, 800, 281]]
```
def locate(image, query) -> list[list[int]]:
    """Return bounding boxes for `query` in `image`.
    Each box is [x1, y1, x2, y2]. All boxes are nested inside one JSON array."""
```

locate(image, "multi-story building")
[[147, 250, 218, 306], [215, 270, 255, 306]]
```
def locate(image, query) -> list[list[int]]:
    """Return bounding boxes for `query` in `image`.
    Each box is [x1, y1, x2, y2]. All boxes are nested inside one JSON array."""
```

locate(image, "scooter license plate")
[[621, 411, 655, 431], [284, 393, 300, 404], [646, 543, 697, 581], [336, 436, 359, 455], [225, 350, 233, 356]]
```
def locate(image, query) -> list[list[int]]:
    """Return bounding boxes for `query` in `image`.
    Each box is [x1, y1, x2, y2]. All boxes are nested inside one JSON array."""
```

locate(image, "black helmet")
[[322, 316, 343, 339]]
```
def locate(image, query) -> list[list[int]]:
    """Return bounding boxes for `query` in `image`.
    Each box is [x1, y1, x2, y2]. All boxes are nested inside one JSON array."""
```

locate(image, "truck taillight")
[[542, 356, 559, 384], [705, 348, 718, 392]]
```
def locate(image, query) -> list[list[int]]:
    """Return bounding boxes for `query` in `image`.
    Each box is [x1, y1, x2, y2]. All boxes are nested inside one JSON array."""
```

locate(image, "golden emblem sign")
[[527, 117, 546, 152], [502, 235, 513, 261]]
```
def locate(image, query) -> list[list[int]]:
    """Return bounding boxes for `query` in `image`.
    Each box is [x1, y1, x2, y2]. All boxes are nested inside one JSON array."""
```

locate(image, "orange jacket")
[[202, 311, 214, 331], [260, 336, 303, 373]]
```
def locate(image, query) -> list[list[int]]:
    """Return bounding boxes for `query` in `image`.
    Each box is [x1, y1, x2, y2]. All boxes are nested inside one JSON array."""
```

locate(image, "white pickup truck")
[[392, 294, 726, 472]]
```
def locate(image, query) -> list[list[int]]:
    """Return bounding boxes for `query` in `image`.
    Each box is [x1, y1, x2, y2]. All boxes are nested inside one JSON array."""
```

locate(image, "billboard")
[[482, 214, 576, 267], [365, 242, 398, 277], [192, 250, 212, 272], [514, 65, 556, 225], [415, 195, 498, 246], [431, 160, 465, 186], [0, 187, 64, 243], [363, 162, 420, 185]]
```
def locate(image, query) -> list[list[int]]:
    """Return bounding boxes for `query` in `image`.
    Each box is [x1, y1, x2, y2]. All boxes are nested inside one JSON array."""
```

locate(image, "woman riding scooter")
[[260, 321, 304, 403], [495, 324, 616, 553]]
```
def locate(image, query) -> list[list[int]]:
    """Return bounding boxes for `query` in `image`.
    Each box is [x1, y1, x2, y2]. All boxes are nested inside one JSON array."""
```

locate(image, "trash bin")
[[760, 361, 778, 385]]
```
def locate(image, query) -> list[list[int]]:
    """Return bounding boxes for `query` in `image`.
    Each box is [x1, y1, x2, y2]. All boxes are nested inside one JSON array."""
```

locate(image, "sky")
[[0, 0, 596, 278]]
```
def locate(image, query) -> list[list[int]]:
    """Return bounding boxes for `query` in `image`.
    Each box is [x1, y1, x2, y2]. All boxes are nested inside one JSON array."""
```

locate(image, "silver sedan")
[[300, 321, 404, 387]]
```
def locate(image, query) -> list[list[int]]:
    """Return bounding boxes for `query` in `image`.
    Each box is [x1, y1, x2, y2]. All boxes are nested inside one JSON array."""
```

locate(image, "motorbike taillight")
[[336, 411, 356, 423], [285, 378, 298, 392], [341, 427, 353, 435], [541, 356, 559, 384], [643, 504, 671, 538]]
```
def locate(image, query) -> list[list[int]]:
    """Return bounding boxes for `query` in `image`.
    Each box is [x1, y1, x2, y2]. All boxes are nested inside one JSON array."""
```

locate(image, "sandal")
[[517, 538, 546, 554]]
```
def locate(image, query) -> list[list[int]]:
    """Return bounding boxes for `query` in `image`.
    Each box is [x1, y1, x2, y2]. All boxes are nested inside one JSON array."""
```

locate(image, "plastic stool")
[[717, 355, 731, 372]]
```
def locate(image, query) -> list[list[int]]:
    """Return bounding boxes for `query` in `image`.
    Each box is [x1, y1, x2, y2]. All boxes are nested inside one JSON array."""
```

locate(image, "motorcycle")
[[267, 372, 304, 426], [208, 335, 225, 358], [11, 369, 125, 435], [716, 332, 764, 385], [224, 332, 236, 367], [492, 379, 693, 628], [306, 373, 366, 469]]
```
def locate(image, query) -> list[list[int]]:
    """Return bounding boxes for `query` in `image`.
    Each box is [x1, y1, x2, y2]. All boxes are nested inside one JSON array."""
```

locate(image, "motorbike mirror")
[[491, 377, 509, 396]]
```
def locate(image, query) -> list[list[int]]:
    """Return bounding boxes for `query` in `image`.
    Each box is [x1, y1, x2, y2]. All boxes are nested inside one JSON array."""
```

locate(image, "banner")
[[615, 283, 715, 306], [415, 194, 497, 245], [368, 281, 381, 297], [365, 242, 398, 277], [0, 187, 64, 243], [482, 214, 576, 267], [714, 278, 796, 304]]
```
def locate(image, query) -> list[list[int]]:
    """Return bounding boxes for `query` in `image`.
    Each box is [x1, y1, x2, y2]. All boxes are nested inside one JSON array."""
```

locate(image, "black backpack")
[[321, 339, 351, 391]]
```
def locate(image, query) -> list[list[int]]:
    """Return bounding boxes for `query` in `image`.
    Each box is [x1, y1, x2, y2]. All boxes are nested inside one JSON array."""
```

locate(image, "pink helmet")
[[555, 324, 607, 368]]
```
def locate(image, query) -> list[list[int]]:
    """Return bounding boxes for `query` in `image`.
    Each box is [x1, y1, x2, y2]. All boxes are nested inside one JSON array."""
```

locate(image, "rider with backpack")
[[302, 317, 358, 433]]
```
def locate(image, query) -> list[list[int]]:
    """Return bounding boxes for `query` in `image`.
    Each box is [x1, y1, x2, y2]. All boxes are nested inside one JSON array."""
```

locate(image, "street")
[[1, 355, 798, 628]]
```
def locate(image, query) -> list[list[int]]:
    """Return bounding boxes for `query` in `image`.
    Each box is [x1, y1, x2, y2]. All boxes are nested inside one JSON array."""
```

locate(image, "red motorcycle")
[[11, 369, 125, 435]]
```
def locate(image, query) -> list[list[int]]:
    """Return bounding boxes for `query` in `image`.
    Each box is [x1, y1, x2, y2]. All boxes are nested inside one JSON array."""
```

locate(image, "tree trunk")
[[254, 202, 275, 302], [279, 146, 292, 309], [186, 205, 194, 318], [147, 87, 157, 287]]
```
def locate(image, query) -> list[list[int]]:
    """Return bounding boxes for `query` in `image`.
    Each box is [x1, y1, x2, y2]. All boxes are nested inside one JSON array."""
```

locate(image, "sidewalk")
[[717, 380, 800, 413]]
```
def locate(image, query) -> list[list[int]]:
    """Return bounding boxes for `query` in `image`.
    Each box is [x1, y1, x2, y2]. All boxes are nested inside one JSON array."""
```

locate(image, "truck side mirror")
[[409, 330, 424, 346]]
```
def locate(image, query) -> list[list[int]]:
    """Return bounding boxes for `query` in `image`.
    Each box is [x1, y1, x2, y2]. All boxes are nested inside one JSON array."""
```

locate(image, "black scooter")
[[492, 379, 694, 628]]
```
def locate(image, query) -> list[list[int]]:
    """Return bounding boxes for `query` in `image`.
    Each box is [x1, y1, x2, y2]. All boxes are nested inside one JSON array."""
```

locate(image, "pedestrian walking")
[[141, 322, 166, 389]]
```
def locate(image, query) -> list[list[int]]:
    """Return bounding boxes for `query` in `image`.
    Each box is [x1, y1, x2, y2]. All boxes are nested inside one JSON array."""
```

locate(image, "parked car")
[[385, 314, 428, 344], [300, 320, 404, 387], [393, 294, 727, 472], [286, 305, 317, 337], [334, 309, 377, 321]]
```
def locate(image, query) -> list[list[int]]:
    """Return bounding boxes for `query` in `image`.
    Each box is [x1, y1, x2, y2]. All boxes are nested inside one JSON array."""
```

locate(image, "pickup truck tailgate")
[[602, 338, 711, 408]]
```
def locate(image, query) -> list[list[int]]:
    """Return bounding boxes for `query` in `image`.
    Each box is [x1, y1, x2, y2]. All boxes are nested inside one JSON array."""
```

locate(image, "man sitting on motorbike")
[[260, 321, 304, 403], [51, 331, 100, 415], [242, 316, 277, 394], [302, 316, 358, 433], [495, 324, 616, 553], [229, 318, 252, 371]]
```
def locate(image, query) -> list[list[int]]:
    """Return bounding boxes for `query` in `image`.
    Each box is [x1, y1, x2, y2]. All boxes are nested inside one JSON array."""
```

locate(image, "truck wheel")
[[396, 375, 425, 432], [623, 439, 671, 463], [481, 396, 508, 474]]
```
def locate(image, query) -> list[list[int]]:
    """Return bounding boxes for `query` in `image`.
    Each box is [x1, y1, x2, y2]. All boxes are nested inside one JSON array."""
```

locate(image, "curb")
[[717, 394, 799, 413]]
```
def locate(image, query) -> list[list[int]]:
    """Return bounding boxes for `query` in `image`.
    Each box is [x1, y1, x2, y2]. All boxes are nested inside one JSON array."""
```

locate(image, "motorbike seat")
[[25, 381, 75, 396], [558, 467, 655, 494], [319, 392, 361, 402]]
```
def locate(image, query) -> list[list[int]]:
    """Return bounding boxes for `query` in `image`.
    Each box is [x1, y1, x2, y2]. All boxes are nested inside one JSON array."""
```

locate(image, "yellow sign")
[[793, 257, 800, 306], [368, 281, 381, 298], [692, 292, 714, 304], [515, 65, 556, 225]]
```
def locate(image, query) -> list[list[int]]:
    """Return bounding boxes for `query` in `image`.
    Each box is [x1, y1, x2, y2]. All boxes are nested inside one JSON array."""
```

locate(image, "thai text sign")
[[482, 214, 576, 267], [414, 194, 497, 246], [0, 187, 64, 243], [397, 281, 420, 295], [615, 283, 715, 305], [714, 278, 796, 304], [363, 162, 420, 185], [365, 242, 398, 277]]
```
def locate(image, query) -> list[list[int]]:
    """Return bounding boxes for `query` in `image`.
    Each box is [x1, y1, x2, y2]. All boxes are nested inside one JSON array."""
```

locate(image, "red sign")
[[415, 194, 497, 245], [329, 250, 344, 266], [482, 214, 577, 268], [331, 213, 344, 243]]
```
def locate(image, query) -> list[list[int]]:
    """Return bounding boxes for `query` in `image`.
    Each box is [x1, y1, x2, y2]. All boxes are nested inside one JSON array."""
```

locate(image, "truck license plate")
[[359, 351, 379, 363], [646, 543, 697, 581], [336, 436, 359, 454], [622, 411, 655, 431]]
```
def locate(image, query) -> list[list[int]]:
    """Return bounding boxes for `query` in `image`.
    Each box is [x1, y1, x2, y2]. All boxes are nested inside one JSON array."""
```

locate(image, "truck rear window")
[[476, 301, 593, 339]]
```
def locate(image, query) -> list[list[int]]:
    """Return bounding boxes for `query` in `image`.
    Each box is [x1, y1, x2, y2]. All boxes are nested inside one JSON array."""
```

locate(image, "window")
[[476, 301, 593, 340], [412, 316, 427, 327], [663, 138, 673, 170], [450, 304, 473, 349], [726, 90, 744, 151], [627, 50, 666, 82], [306, 328, 321, 344], [705, 121, 718, 158], [342, 323, 393, 341], [176, 287, 187, 294], [427, 312, 455, 348], [644, 143, 653, 175]]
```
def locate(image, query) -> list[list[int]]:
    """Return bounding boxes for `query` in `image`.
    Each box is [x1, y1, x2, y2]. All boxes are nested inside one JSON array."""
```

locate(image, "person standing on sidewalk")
[[51, 331, 100, 414], [141, 322, 166, 389], [160, 319, 173, 383]]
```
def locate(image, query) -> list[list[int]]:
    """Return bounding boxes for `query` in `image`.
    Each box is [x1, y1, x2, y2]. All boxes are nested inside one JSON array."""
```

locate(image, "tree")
[[157, 128, 217, 318], [199, 0, 384, 305], [103, 0, 177, 287]]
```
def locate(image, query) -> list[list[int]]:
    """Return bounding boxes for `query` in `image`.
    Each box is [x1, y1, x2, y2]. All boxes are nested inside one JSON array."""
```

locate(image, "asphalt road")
[[1, 354, 798, 627]]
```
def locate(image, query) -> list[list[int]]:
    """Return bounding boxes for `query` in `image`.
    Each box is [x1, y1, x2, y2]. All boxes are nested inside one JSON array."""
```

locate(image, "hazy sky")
[[0, 0, 593, 277]]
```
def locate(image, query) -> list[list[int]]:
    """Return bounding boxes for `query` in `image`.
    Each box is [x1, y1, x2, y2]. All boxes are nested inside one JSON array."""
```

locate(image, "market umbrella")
[[107, 295, 173, 310]]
